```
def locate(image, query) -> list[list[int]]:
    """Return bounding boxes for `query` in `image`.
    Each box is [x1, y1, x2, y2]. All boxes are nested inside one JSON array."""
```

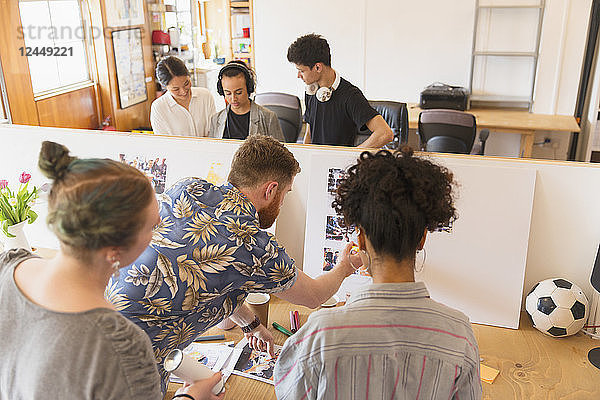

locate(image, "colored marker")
[[294, 310, 300, 330], [194, 334, 225, 342], [289, 311, 297, 333], [272, 322, 293, 337]]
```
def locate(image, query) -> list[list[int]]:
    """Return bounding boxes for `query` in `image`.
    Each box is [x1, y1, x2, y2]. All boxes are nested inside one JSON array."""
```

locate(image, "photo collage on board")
[[323, 168, 369, 278], [119, 154, 167, 194]]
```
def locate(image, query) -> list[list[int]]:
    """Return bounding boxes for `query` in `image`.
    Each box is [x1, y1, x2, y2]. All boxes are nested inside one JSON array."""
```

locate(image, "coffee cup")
[[245, 293, 270, 326]]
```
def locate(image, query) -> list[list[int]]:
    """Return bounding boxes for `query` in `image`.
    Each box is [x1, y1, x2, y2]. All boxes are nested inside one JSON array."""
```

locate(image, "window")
[[18, 0, 91, 96]]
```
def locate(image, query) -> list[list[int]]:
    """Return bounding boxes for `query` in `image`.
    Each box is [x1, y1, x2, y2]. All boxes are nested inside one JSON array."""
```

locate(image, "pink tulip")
[[0, 180, 7, 189], [19, 172, 31, 184]]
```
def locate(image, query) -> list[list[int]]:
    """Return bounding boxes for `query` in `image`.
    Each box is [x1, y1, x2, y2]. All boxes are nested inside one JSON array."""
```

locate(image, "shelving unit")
[[469, 0, 545, 111], [146, 0, 201, 89], [227, 0, 254, 68]]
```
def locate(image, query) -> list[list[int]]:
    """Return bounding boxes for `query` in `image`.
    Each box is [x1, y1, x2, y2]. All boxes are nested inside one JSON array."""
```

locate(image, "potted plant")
[[0, 172, 38, 250]]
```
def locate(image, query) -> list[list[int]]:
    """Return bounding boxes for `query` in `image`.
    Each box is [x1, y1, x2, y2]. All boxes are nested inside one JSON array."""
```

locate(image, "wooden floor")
[[164, 300, 600, 400]]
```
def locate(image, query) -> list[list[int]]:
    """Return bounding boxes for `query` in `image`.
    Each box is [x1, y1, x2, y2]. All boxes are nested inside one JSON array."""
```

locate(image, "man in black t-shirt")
[[287, 34, 393, 147]]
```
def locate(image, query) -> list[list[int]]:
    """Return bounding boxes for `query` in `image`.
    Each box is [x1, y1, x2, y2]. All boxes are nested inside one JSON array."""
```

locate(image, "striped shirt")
[[273, 282, 482, 400]]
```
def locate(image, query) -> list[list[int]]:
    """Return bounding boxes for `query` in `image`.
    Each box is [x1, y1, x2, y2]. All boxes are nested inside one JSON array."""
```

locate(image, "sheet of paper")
[[169, 341, 235, 384], [480, 363, 499, 384], [226, 337, 282, 385]]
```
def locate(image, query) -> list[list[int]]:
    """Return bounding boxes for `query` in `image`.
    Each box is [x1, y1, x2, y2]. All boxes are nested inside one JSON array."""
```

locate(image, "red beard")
[[258, 190, 282, 229]]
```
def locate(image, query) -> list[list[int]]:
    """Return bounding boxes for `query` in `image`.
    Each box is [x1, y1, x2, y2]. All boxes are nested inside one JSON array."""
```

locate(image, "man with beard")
[[112, 135, 358, 392]]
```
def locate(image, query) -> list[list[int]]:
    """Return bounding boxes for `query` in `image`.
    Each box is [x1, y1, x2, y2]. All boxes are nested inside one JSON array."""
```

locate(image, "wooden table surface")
[[407, 104, 580, 158], [165, 296, 600, 400], [407, 104, 581, 133]]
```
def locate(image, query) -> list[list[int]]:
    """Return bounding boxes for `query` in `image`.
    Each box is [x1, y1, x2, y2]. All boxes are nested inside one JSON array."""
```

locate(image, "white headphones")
[[305, 71, 341, 102]]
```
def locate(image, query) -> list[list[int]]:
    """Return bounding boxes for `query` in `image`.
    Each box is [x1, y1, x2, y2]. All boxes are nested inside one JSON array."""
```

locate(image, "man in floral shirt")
[[109, 136, 358, 391]]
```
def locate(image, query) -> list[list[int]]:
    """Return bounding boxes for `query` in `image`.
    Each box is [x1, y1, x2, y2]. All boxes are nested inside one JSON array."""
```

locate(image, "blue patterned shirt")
[[108, 178, 297, 390]]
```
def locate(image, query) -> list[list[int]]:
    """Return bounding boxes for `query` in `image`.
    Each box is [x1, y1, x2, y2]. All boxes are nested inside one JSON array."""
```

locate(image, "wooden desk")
[[408, 104, 581, 158], [166, 296, 600, 400]]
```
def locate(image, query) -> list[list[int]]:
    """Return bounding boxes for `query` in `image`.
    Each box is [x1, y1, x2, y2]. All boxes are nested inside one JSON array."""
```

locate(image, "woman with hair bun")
[[151, 56, 216, 137], [0, 141, 223, 400], [274, 148, 482, 400]]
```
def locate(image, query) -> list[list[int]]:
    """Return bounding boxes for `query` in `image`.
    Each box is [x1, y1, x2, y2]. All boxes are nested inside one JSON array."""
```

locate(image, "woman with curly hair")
[[274, 148, 482, 399]]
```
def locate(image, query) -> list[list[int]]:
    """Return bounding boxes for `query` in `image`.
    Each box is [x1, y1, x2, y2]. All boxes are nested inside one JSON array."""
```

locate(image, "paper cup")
[[245, 293, 270, 326], [164, 349, 224, 394]]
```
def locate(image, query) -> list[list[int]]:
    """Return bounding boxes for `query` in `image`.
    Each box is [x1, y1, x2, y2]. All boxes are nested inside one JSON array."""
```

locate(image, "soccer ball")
[[525, 278, 588, 337]]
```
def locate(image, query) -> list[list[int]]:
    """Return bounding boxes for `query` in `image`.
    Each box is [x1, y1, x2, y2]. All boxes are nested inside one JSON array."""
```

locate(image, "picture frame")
[[111, 28, 147, 109]]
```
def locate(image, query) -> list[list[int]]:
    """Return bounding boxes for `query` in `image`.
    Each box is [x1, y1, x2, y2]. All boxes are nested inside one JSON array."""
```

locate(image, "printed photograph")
[[327, 168, 346, 195], [434, 219, 454, 234], [232, 342, 282, 385], [325, 215, 346, 241], [119, 154, 167, 193], [353, 264, 371, 277], [323, 247, 340, 271]]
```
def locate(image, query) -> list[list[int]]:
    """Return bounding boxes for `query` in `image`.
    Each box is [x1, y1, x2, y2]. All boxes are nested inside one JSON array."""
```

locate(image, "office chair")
[[254, 92, 302, 143], [355, 101, 409, 148], [417, 109, 489, 155]]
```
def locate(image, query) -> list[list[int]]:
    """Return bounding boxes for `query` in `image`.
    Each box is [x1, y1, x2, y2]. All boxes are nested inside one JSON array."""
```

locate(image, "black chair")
[[355, 100, 409, 148], [254, 92, 302, 143], [417, 109, 489, 155]]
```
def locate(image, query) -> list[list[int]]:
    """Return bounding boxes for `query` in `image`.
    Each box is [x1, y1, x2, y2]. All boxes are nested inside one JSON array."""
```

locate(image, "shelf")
[[147, 4, 176, 12], [233, 52, 251, 58], [478, 5, 543, 9], [230, 1, 250, 7], [470, 95, 532, 110], [470, 95, 532, 103], [473, 51, 537, 57]]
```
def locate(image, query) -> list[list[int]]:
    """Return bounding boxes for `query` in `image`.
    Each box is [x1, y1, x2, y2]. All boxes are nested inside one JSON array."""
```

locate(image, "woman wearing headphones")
[[150, 56, 216, 137], [209, 61, 284, 141]]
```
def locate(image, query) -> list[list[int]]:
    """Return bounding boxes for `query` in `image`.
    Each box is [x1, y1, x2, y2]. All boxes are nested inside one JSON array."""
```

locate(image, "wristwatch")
[[240, 315, 261, 333]]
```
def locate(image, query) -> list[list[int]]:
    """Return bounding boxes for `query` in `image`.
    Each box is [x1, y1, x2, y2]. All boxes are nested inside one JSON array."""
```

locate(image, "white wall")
[[253, 0, 366, 98], [253, 0, 591, 159]]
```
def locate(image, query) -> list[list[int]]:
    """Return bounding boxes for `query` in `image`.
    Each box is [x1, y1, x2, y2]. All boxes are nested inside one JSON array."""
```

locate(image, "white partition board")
[[302, 152, 536, 329], [8, 126, 600, 330], [0, 126, 242, 249]]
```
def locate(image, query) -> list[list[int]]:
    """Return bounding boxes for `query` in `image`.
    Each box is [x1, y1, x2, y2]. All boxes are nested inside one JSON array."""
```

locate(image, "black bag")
[[419, 83, 469, 111]]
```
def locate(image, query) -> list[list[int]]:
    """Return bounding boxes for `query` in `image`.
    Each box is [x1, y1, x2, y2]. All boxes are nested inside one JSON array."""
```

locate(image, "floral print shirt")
[[107, 178, 297, 391]]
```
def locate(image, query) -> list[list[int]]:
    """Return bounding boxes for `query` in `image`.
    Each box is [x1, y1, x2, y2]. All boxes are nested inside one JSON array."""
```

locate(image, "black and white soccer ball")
[[525, 278, 588, 337]]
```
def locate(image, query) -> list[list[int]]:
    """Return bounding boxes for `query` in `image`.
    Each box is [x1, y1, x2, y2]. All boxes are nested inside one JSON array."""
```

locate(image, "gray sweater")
[[0, 249, 161, 400]]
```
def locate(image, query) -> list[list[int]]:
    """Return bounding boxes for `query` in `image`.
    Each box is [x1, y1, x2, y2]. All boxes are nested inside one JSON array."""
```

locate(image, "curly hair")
[[333, 147, 457, 261], [287, 33, 331, 68]]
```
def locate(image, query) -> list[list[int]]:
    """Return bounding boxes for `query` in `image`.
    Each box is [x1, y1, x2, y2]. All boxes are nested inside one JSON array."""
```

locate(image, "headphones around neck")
[[217, 62, 255, 96], [306, 71, 341, 102]]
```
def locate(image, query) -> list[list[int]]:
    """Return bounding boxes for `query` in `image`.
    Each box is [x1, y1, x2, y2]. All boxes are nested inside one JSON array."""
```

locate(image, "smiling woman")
[[150, 56, 216, 137]]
